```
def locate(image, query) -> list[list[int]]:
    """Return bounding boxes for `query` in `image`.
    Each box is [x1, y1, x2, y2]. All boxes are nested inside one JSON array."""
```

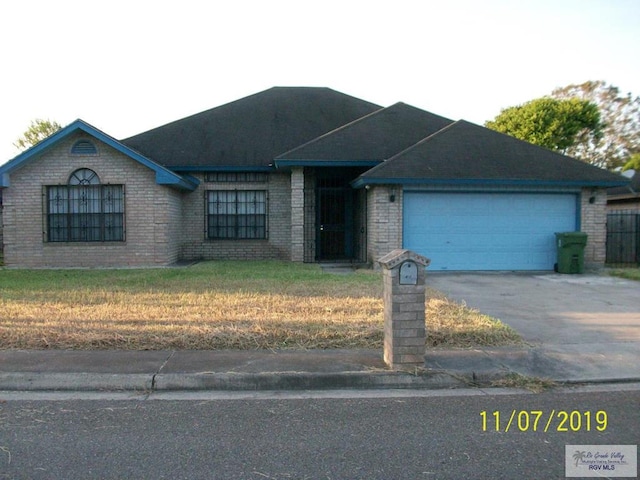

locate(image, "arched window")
[[71, 140, 98, 155], [69, 168, 100, 185], [46, 169, 124, 242]]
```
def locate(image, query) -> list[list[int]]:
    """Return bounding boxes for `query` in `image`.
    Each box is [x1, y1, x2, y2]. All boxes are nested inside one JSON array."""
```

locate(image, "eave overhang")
[[351, 177, 631, 189], [273, 159, 381, 169], [169, 165, 274, 173]]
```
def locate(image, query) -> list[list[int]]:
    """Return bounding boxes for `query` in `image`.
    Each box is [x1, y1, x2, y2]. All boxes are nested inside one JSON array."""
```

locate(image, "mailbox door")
[[399, 261, 418, 285]]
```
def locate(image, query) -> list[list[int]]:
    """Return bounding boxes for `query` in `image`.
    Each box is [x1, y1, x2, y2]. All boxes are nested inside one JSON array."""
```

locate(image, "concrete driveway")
[[426, 272, 640, 381]]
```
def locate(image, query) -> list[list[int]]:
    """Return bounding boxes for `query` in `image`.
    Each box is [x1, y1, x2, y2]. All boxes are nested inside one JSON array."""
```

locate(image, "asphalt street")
[[1, 385, 638, 479]]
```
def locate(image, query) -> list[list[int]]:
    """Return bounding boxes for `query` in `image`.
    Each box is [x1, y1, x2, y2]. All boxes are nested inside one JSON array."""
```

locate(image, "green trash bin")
[[555, 232, 588, 274]]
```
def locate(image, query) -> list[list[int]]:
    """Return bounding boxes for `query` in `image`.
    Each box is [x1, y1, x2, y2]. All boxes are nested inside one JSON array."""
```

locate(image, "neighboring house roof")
[[607, 169, 640, 202], [353, 120, 630, 188], [274, 102, 453, 167], [0, 120, 198, 191], [121, 87, 382, 170]]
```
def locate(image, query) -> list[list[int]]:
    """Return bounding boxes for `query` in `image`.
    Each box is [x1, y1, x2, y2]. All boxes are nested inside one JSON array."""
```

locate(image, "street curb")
[[0, 373, 153, 392], [152, 371, 466, 391], [4, 371, 637, 393], [0, 371, 467, 392]]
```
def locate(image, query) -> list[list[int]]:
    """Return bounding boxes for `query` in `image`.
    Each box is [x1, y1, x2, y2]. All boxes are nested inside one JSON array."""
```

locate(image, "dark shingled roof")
[[121, 87, 381, 169], [356, 120, 630, 187], [275, 102, 453, 163]]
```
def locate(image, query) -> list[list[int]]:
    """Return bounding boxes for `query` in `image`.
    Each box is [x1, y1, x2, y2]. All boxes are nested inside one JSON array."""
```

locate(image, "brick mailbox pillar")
[[378, 249, 431, 368]]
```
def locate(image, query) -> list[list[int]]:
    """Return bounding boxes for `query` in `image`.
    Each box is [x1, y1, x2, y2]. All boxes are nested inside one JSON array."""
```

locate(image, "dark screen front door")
[[316, 177, 355, 261]]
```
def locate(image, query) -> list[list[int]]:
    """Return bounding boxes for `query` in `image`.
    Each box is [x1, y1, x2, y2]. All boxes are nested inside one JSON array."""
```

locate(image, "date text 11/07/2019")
[[480, 410, 608, 433]]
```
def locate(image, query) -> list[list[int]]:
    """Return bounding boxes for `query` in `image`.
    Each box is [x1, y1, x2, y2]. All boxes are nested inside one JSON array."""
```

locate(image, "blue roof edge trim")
[[155, 170, 200, 190], [274, 159, 382, 168], [351, 177, 630, 189], [0, 119, 198, 191]]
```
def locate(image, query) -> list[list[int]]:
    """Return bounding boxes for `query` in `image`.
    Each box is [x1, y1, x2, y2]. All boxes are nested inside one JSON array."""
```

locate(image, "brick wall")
[[367, 186, 403, 265], [290, 167, 304, 262], [580, 187, 608, 268], [178, 171, 292, 261], [2, 133, 181, 267]]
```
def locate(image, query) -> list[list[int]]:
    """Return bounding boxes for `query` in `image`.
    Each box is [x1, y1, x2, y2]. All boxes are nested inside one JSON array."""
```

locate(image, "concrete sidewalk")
[[1, 345, 639, 393]]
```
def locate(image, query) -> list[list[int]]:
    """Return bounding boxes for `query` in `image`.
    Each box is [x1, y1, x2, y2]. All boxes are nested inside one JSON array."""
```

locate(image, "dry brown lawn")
[[0, 261, 521, 350]]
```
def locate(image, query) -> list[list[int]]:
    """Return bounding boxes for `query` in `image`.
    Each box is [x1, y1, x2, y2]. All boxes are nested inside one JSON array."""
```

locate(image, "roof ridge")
[[275, 105, 389, 159], [122, 87, 382, 168], [382, 119, 462, 162], [275, 102, 455, 161]]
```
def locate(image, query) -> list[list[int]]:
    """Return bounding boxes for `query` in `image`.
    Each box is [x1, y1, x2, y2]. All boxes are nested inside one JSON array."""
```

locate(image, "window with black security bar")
[[205, 172, 267, 183], [46, 185, 125, 242], [207, 190, 267, 239]]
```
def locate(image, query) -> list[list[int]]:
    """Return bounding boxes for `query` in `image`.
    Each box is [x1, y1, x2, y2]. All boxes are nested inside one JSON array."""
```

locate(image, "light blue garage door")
[[403, 192, 578, 271]]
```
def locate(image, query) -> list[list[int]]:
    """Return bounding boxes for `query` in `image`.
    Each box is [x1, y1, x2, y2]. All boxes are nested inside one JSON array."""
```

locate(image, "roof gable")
[[0, 120, 198, 190], [122, 87, 382, 170], [355, 120, 630, 188], [274, 103, 453, 166]]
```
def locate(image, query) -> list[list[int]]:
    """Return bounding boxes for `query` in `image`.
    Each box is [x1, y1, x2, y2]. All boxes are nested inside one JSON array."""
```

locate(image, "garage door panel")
[[403, 192, 577, 271]]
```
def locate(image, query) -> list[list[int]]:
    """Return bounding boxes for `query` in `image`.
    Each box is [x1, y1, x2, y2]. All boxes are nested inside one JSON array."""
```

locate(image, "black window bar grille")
[[207, 190, 267, 239], [46, 185, 125, 242]]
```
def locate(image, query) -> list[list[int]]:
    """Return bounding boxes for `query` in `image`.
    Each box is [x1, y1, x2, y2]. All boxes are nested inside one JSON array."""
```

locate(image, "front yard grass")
[[0, 261, 521, 350], [608, 267, 640, 281]]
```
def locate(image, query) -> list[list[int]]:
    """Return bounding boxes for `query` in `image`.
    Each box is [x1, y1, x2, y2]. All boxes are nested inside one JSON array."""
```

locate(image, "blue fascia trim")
[[179, 174, 201, 186], [351, 177, 629, 189], [403, 185, 582, 194], [274, 159, 381, 168], [155, 170, 200, 190], [169, 166, 274, 173], [0, 119, 197, 191]]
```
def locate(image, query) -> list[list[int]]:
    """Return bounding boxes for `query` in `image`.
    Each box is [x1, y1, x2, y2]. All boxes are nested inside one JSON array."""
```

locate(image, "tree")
[[14, 118, 62, 151], [485, 97, 602, 153], [551, 81, 640, 170], [623, 152, 640, 171]]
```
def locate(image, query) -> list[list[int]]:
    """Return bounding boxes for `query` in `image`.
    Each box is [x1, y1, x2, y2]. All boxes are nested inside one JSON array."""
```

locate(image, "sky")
[[1, 0, 639, 163]]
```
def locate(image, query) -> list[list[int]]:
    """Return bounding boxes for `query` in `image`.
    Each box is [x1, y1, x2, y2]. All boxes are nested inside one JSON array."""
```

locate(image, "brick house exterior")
[[1, 131, 189, 267], [0, 87, 629, 270]]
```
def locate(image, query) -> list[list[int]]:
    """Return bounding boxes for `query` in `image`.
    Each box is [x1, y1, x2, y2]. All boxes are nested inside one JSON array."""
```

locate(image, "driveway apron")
[[426, 273, 640, 381]]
